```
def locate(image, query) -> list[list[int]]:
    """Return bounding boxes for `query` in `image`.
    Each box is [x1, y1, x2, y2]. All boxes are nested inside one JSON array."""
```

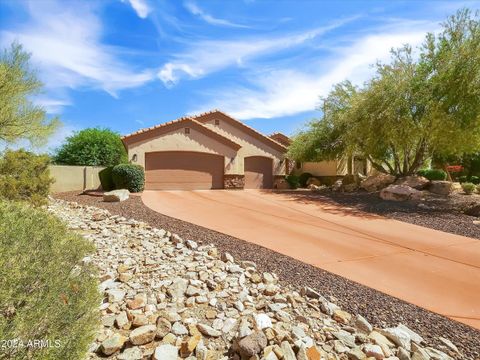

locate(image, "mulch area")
[[54, 191, 480, 359]]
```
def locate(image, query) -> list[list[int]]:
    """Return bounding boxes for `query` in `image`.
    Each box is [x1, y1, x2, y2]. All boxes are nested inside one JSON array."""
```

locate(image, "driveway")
[[141, 189, 480, 329]]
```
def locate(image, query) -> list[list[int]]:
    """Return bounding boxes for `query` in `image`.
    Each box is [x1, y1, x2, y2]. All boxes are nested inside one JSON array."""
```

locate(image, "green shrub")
[[0, 149, 53, 206], [470, 176, 480, 185], [54, 128, 127, 166], [417, 169, 447, 181], [112, 163, 145, 192], [0, 201, 100, 359], [462, 182, 476, 194], [458, 175, 468, 183], [285, 174, 300, 189], [298, 172, 313, 188], [98, 166, 115, 191]]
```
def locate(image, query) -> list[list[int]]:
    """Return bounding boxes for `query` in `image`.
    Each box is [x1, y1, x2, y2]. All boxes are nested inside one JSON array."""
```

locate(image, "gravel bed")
[[54, 191, 480, 358]]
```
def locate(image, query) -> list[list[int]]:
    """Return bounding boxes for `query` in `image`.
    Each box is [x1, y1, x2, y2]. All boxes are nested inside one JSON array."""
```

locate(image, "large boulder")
[[428, 181, 453, 196], [103, 189, 130, 202], [360, 174, 396, 192], [306, 177, 322, 186], [394, 176, 430, 190], [380, 185, 423, 202], [465, 203, 480, 217]]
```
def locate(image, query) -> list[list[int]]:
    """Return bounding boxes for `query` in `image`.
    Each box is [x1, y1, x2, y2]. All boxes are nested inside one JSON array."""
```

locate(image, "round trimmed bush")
[[458, 175, 468, 183], [98, 166, 115, 191], [112, 164, 145, 192], [470, 175, 480, 185], [417, 169, 447, 181], [0, 201, 100, 359], [285, 174, 300, 189], [462, 182, 476, 194], [298, 172, 313, 188]]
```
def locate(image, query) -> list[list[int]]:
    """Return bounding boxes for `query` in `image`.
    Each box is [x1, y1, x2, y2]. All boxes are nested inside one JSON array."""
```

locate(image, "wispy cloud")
[[122, 0, 152, 19], [158, 18, 356, 85], [1, 0, 155, 98], [34, 96, 72, 114], [190, 20, 436, 120], [184, 1, 248, 28]]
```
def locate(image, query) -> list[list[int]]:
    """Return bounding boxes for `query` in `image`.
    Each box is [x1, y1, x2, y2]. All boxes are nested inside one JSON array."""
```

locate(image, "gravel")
[[54, 191, 480, 358]]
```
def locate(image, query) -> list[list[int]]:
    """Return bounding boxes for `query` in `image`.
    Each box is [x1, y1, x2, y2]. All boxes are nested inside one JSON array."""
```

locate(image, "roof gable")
[[122, 117, 241, 150], [269, 132, 291, 147], [194, 110, 287, 153]]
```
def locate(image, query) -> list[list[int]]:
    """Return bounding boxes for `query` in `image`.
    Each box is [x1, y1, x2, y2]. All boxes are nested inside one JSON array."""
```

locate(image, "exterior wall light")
[[131, 154, 137, 162]]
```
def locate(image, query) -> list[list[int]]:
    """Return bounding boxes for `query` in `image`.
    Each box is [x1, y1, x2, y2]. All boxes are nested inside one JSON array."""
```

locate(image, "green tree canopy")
[[54, 127, 128, 166], [0, 42, 60, 146], [289, 9, 480, 176]]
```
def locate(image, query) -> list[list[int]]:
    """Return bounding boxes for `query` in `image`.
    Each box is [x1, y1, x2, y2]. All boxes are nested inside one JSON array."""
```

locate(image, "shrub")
[[0, 201, 100, 359], [54, 128, 127, 166], [462, 182, 476, 194], [285, 174, 300, 189], [0, 149, 53, 206], [112, 163, 145, 192], [470, 176, 480, 185], [417, 169, 447, 181], [298, 172, 313, 188], [458, 175, 468, 183], [98, 166, 115, 191]]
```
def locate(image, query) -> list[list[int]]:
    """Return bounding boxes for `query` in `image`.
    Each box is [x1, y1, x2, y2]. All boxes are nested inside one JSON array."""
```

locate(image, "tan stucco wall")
[[49, 165, 104, 193], [298, 161, 339, 176], [126, 127, 238, 172], [202, 119, 286, 175]]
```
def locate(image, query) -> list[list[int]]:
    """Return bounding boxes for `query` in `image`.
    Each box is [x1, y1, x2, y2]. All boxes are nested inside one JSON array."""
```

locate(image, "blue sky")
[[1, 0, 479, 152]]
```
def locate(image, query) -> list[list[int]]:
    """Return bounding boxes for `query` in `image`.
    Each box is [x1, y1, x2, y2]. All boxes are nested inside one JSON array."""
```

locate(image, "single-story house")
[[121, 110, 288, 190]]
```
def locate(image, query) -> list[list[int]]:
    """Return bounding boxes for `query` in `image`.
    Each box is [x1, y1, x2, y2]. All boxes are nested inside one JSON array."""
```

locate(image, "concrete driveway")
[[141, 189, 480, 329]]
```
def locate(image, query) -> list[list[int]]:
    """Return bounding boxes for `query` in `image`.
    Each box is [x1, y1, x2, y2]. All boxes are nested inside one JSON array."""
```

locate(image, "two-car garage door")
[[145, 151, 224, 190]]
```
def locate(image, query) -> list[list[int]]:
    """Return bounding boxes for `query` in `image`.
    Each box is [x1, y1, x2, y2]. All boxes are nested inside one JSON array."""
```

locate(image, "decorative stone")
[[100, 333, 127, 355], [394, 176, 429, 190], [428, 181, 453, 195], [129, 324, 156, 345], [238, 331, 268, 357], [197, 323, 222, 337], [152, 344, 178, 360], [380, 185, 423, 201], [361, 174, 396, 192], [103, 189, 130, 202]]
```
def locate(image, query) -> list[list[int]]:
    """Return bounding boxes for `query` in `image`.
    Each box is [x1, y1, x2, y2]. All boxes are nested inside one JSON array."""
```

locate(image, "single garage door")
[[244, 156, 273, 189], [145, 151, 224, 190]]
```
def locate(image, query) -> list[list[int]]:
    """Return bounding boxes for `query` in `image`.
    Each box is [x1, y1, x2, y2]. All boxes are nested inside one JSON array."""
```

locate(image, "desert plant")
[[0, 201, 100, 359], [98, 166, 115, 191], [462, 182, 476, 194], [112, 163, 145, 192], [458, 175, 468, 183], [470, 175, 480, 185], [298, 172, 313, 188], [285, 174, 300, 189], [54, 128, 127, 166], [417, 169, 447, 181], [0, 149, 53, 206]]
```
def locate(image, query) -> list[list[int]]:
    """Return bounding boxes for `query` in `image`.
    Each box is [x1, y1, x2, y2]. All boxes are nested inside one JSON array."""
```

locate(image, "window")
[[185, 127, 190, 134], [214, 119, 220, 125], [296, 161, 301, 169]]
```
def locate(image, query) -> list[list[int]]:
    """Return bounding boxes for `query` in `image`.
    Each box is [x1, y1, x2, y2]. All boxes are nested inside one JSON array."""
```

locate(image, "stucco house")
[[121, 110, 288, 190]]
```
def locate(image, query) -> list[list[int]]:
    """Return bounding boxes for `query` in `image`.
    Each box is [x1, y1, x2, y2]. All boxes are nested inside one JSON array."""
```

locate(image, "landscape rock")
[[152, 344, 178, 360], [395, 176, 430, 190], [129, 324, 156, 345], [103, 189, 130, 202], [380, 185, 423, 201], [307, 177, 322, 186], [360, 174, 396, 192], [465, 203, 480, 217], [100, 333, 127, 355], [238, 331, 268, 357], [428, 181, 453, 196]]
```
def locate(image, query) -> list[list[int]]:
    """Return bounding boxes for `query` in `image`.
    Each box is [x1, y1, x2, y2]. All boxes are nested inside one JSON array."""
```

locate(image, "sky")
[[1, 0, 479, 152]]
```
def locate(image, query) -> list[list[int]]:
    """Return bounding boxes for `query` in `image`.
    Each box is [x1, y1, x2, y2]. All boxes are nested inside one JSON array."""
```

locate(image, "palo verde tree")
[[0, 42, 60, 146], [289, 9, 480, 176]]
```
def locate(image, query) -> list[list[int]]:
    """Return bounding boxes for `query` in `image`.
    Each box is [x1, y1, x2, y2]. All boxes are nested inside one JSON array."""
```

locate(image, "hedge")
[[417, 169, 447, 181], [98, 166, 115, 191], [0, 201, 100, 359], [285, 174, 300, 189], [298, 172, 313, 188], [112, 163, 145, 192]]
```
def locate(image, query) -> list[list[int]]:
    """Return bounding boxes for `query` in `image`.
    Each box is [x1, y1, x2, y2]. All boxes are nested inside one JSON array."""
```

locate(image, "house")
[[121, 110, 288, 190], [269, 132, 371, 182]]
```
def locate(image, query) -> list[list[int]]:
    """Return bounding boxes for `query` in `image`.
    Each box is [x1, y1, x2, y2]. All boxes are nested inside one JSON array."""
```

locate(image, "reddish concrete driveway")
[[142, 189, 480, 329]]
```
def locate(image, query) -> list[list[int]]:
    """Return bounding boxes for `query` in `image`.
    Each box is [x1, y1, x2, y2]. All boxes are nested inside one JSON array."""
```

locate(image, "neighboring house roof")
[[269, 132, 291, 147], [121, 117, 242, 150], [193, 110, 288, 153]]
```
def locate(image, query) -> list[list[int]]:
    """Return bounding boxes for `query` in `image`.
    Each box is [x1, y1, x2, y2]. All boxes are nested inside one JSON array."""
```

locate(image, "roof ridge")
[[192, 110, 287, 151]]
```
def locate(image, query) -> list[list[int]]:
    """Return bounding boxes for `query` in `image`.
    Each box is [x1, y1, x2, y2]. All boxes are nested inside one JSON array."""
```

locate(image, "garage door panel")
[[244, 156, 273, 189], [145, 151, 224, 190]]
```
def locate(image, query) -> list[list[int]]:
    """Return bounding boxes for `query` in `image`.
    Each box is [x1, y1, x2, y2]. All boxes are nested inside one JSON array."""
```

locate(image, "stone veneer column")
[[224, 175, 245, 189]]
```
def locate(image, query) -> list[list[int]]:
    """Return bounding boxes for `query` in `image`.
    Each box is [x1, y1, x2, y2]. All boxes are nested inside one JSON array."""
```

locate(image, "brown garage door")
[[145, 151, 224, 190], [244, 156, 273, 189]]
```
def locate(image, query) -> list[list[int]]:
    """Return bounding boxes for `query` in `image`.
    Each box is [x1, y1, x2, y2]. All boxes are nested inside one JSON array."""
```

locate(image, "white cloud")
[[1, 0, 154, 97], [190, 21, 437, 120], [34, 96, 71, 114], [123, 0, 152, 19], [157, 19, 354, 85], [184, 1, 248, 28]]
